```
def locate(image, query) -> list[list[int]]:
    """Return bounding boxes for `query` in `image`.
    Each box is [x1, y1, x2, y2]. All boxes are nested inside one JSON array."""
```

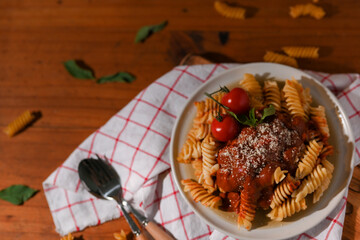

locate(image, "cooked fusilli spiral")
[[264, 81, 282, 110], [296, 139, 323, 179], [181, 179, 222, 208], [239, 73, 264, 108], [283, 79, 308, 120], [292, 164, 329, 202], [310, 106, 330, 139], [272, 167, 288, 184], [267, 198, 307, 221], [177, 129, 202, 163], [313, 159, 334, 203], [201, 134, 221, 192], [270, 175, 301, 209], [238, 191, 257, 230]]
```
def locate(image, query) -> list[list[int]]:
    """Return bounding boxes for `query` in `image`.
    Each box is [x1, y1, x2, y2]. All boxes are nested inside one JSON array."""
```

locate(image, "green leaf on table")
[[63, 60, 95, 79], [97, 72, 136, 84], [135, 20, 168, 43], [0, 185, 38, 205]]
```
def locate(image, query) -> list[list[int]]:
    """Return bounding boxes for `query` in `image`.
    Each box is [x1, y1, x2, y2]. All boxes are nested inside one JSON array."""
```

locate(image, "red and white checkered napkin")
[[43, 64, 360, 239]]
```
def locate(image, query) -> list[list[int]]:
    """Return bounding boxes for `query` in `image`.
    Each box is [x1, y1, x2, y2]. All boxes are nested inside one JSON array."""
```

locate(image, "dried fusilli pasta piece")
[[282, 46, 319, 58], [290, 3, 325, 20], [310, 106, 330, 139], [272, 167, 288, 184], [60, 233, 74, 240], [296, 139, 323, 179], [113, 230, 127, 240], [270, 175, 301, 209], [292, 164, 329, 202], [263, 51, 298, 68], [181, 179, 222, 208], [177, 129, 202, 163], [238, 191, 257, 230], [313, 159, 334, 203], [239, 73, 264, 108], [263, 81, 281, 110], [4, 110, 36, 137], [214, 1, 246, 20], [267, 198, 307, 221], [201, 134, 221, 192], [283, 79, 307, 120]]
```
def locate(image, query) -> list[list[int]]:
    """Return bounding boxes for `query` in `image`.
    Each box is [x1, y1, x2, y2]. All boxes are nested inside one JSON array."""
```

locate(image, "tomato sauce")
[[216, 112, 306, 211]]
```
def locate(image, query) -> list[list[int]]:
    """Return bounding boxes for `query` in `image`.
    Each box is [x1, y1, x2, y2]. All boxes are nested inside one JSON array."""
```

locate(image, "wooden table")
[[0, 0, 359, 239]]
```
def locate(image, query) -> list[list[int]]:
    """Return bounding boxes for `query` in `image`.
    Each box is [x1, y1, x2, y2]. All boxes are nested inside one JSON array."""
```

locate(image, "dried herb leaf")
[[0, 185, 38, 205], [63, 60, 95, 79], [135, 20, 168, 43], [218, 31, 229, 45], [97, 72, 136, 84]]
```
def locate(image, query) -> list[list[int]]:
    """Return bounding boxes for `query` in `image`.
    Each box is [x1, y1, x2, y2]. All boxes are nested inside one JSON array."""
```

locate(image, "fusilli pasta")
[[263, 51, 299, 68], [214, 1, 246, 20], [282, 46, 319, 58], [181, 179, 222, 208]]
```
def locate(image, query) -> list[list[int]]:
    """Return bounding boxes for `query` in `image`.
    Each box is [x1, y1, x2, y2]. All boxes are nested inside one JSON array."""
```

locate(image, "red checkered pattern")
[[43, 64, 360, 239]]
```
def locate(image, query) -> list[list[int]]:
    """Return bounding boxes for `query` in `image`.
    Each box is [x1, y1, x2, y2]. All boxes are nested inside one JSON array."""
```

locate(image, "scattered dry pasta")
[[60, 233, 74, 240], [114, 230, 127, 240], [290, 3, 325, 20], [177, 73, 334, 230], [263, 51, 299, 68], [214, 1, 246, 20], [282, 46, 319, 58], [4, 110, 36, 137]]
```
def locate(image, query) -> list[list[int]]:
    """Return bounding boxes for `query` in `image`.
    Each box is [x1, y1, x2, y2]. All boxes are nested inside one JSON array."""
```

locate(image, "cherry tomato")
[[221, 87, 250, 115], [211, 115, 240, 142]]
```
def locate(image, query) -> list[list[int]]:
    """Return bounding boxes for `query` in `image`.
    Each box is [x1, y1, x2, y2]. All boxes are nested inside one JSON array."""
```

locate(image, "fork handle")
[[145, 221, 175, 240], [118, 204, 147, 239]]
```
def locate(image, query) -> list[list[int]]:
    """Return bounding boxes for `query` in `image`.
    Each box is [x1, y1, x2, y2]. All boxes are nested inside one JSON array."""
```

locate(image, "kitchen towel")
[[43, 63, 360, 239]]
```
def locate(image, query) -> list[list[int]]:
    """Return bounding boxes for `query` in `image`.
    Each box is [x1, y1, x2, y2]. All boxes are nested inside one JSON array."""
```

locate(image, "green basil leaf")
[[63, 60, 95, 79], [259, 105, 276, 123], [0, 185, 38, 205], [97, 72, 136, 84], [134, 20, 168, 43]]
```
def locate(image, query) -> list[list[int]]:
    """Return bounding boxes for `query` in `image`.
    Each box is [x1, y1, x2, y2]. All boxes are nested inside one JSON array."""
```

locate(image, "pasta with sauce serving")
[[177, 73, 333, 230]]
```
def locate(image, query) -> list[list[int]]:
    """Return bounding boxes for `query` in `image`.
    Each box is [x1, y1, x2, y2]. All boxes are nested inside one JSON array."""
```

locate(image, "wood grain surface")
[[0, 0, 360, 239]]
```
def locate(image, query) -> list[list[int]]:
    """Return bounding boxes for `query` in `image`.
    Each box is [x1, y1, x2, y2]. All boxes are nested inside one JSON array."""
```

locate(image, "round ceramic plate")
[[170, 62, 356, 240]]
